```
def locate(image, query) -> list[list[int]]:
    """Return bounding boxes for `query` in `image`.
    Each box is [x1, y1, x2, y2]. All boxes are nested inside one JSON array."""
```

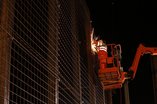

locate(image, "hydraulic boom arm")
[[128, 44, 157, 79], [91, 30, 157, 90]]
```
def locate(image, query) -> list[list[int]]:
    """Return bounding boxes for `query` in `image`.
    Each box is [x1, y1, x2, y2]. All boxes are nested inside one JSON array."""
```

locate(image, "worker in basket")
[[96, 40, 108, 70]]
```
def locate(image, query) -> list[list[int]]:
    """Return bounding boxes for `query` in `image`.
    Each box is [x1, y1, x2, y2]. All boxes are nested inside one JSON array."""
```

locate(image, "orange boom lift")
[[91, 34, 157, 90]]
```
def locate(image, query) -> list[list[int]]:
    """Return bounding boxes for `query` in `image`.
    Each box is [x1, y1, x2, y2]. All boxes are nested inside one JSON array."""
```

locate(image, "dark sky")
[[85, 0, 157, 104]]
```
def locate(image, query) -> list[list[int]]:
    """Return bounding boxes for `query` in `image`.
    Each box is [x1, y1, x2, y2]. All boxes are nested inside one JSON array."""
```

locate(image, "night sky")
[[85, 0, 157, 104]]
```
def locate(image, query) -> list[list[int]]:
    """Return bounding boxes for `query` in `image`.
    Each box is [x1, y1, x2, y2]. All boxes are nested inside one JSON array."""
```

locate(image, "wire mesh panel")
[[10, 42, 49, 104], [58, 0, 81, 103], [11, 0, 58, 103], [0, 0, 105, 104], [1, 0, 59, 104]]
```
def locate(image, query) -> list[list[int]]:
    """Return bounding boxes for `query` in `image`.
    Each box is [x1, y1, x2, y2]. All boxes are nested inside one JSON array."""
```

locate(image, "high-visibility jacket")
[[97, 45, 107, 70]]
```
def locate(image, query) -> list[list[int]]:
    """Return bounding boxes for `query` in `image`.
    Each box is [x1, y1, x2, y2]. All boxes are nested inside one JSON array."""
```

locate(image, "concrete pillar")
[[105, 90, 112, 104], [151, 56, 157, 104], [124, 80, 130, 104], [0, 0, 14, 104]]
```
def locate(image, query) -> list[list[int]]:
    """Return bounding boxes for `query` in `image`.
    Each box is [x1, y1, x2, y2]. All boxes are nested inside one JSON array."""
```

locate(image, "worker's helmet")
[[98, 40, 106, 46]]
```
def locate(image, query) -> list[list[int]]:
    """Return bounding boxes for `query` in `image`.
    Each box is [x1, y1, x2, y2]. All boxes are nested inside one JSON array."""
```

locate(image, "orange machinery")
[[92, 41, 157, 90], [90, 28, 157, 90], [97, 43, 126, 90]]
